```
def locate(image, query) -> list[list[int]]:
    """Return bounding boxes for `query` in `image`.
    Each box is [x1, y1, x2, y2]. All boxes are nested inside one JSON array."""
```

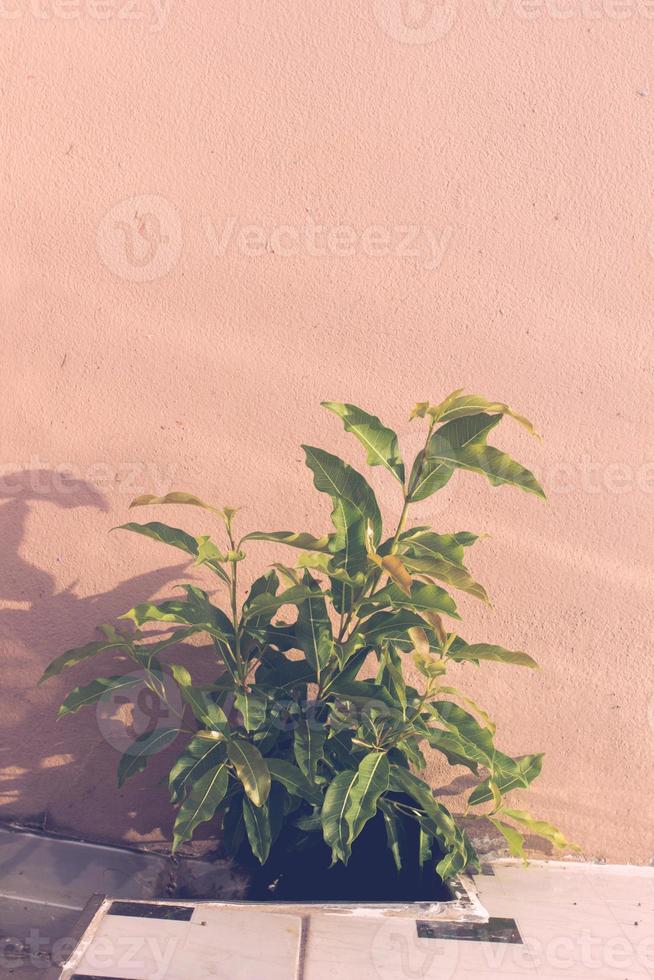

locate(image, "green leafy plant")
[[41, 391, 576, 881]]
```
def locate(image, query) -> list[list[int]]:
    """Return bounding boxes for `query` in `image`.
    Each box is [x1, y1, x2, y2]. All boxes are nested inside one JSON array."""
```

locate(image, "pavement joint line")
[[0, 892, 84, 912]]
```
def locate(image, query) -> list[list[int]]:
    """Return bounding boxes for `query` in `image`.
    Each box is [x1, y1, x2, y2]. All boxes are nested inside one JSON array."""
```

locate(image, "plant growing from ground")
[[41, 391, 575, 880]]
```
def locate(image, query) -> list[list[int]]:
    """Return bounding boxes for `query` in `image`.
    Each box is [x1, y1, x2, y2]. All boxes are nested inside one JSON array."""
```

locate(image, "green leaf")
[[172, 761, 229, 851], [168, 737, 227, 804], [302, 445, 383, 547], [227, 738, 271, 807], [434, 392, 539, 436], [117, 727, 179, 787], [321, 769, 358, 864], [294, 719, 326, 782], [407, 414, 502, 502], [346, 752, 390, 842], [489, 818, 527, 862], [240, 530, 331, 553], [360, 610, 437, 649], [115, 522, 229, 584], [500, 808, 578, 851], [266, 758, 323, 806], [425, 729, 480, 773], [330, 502, 370, 577], [322, 402, 405, 484], [181, 687, 230, 734], [242, 795, 272, 863], [427, 440, 545, 499], [378, 799, 406, 871], [40, 633, 132, 684], [130, 491, 221, 512], [432, 701, 496, 767], [388, 765, 457, 846], [241, 585, 312, 624], [234, 691, 267, 732], [469, 754, 544, 806], [360, 581, 459, 620], [449, 642, 539, 669], [402, 554, 489, 604], [295, 574, 334, 681], [57, 674, 141, 717]]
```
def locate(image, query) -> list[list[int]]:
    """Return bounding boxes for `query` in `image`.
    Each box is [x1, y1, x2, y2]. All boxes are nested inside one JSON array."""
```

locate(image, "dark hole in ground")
[[242, 797, 453, 904]]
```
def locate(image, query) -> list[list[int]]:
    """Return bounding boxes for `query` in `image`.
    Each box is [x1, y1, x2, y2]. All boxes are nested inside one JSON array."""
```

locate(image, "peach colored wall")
[[1, 1, 652, 864]]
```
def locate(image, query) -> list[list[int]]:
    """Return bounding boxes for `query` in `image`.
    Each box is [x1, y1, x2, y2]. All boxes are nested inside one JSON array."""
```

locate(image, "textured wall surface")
[[1, 1, 652, 863]]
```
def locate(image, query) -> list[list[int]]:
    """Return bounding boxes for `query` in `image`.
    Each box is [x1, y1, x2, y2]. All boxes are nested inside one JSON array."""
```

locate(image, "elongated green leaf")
[[388, 765, 457, 846], [294, 720, 326, 782], [121, 587, 234, 638], [469, 754, 544, 806], [432, 701, 496, 767], [427, 441, 545, 499], [360, 610, 437, 649], [402, 554, 489, 604], [118, 727, 179, 787], [40, 633, 132, 684], [242, 795, 272, 863], [500, 808, 578, 851], [57, 674, 141, 717], [267, 758, 323, 806], [302, 445, 383, 547], [425, 729, 480, 773], [321, 769, 358, 864], [489, 818, 527, 861], [240, 530, 331, 552], [172, 761, 229, 851], [434, 392, 539, 436], [241, 585, 312, 624], [378, 799, 407, 871], [115, 522, 229, 584], [130, 491, 220, 512], [399, 529, 469, 563], [181, 686, 230, 734], [322, 402, 405, 484], [449, 642, 538, 669], [438, 686, 496, 735], [408, 414, 502, 502], [347, 752, 390, 842], [234, 691, 267, 731], [407, 448, 454, 502], [227, 738, 271, 806], [330, 502, 369, 577], [295, 574, 334, 681], [168, 737, 226, 804], [360, 581, 459, 620]]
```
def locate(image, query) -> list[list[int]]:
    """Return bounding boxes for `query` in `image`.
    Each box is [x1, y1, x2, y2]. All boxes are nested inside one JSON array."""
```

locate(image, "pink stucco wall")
[[1, 1, 652, 863]]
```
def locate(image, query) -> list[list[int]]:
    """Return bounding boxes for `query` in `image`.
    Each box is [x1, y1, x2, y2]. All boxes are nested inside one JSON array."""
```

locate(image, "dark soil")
[[244, 804, 452, 904]]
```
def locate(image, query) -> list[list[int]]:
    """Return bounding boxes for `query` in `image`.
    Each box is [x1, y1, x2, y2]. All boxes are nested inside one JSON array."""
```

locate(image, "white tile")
[[73, 915, 191, 980], [168, 907, 302, 980]]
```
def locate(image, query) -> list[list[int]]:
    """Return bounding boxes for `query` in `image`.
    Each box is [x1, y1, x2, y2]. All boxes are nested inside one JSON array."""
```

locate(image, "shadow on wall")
[[0, 470, 198, 844]]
